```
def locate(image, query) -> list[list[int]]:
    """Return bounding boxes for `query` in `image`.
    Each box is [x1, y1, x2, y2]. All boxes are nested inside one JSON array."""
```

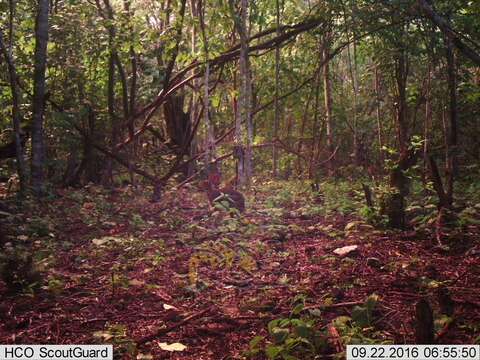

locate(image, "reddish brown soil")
[[1, 185, 479, 359]]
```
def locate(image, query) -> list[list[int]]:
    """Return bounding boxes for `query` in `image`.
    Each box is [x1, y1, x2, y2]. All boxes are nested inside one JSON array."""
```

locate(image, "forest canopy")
[[0, 0, 478, 193], [0, 0, 479, 358]]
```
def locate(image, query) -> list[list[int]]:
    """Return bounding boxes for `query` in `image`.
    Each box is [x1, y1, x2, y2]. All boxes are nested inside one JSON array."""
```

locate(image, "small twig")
[[449, 269, 470, 285], [111, 272, 115, 298], [374, 310, 397, 325], [223, 277, 252, 287], [454, 299, 480, 308], [81, 318, 108, 325], [303, 300, 363, 311]]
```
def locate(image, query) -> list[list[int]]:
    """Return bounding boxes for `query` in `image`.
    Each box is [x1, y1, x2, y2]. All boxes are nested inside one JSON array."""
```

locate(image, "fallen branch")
[[308, 300, 363, 311], [136, 307, 211, 345], [276, 300, 364, 317]]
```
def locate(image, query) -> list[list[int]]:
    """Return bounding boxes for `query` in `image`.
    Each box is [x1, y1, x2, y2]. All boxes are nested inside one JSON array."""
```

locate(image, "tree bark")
[[231, 0, 252, 187], [385, 32, 412, 229], [272, 0, 281, 178], [0, 29, 27, 194], [243, 0, 253, 184], [415, 299, 435, 344], [199, 0, 215, 167], [323, 33, 335, 176], [444, 29, 457, 207], [188, 0, 199, 178], [346, 40, 359, 166], [309, 50, 322, 179], [375, 64, 384, 167], [31, 0, 50, 196], [423, 63, 432, 184], [101, 0, 129, 121], [394, 46, 409, 155], [296, 87, 314, 174]]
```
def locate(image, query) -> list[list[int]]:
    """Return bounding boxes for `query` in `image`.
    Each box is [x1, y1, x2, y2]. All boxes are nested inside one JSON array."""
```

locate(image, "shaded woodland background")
[[0, 0, 480, 358]]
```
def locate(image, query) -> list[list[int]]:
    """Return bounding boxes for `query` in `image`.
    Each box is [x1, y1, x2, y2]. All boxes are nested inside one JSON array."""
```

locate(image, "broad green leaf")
[[265, 344, 283, 359]]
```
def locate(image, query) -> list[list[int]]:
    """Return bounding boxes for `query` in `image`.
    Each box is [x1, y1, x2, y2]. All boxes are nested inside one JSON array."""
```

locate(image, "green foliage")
[[457, 206, 480, 227], [320, 181, 358, 216], [212, 195, 242, 216], [332, 294, 388, 345], [188, 238, 257, 286], [263, 316, 325, 360], [0, 245, 42, 294], [130, 213, 146, 230], [246, 305, 326, 360], [351, 294, 379, 328], [45, 275, 65, 296], [358, 205, 382, 225], [93, 324, 136, 358], [266, 188, 294, 208], [247, 294, 384, 359], [27, 216, 53, 237]]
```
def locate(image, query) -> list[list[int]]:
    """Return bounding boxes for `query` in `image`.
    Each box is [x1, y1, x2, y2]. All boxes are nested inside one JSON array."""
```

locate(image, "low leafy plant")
[[93, 324, 136, 358], [266, 189, 294, 208], [27, 216, 53, 237], [332, 294, 388, 345], [246, 297, 327, 359], [45, 275, 65, 296], [0, 245, 42, 294], [247, 317, 326, 360], [130, 213, 146, 230], [358, 205, 385, 226], [457, 206, 480, 227], [321, 181, 359, 216]]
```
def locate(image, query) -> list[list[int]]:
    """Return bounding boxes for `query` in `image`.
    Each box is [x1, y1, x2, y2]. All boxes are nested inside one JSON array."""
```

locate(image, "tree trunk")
[[296, 88, 314, 175], [272, 0, 281, 178], [0, 30, 27, 194], [415, 299, 435, 344], [199, 0, 215, 168], [423, 63, 432, 184], [163, 95, 192, 155], [323, 34, 335, 176], [243, 0, 253, 184], [395, 47, 409, 156], [375, 65, 384, 168], [84, 106, 102, 183], [309, 62, 322, 179], [188, 0, 199, 178], [444, 30, 457, 207], [104, 50, 116, 186], [124, 0, 137, 140], [346, 41, 359, 166], [384, 36, 411, 229], [31, 0, 50, 196], [231, 0, 251, 187]]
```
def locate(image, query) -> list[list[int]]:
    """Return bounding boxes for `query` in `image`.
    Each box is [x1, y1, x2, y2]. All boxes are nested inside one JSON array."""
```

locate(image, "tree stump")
[[380, 191, 405, 229], [415, 299, 435, 344]]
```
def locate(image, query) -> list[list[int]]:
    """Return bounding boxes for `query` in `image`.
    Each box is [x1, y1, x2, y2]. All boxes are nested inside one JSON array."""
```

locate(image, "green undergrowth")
[[0, 176, 478, 359], [245, 294, 389, 360], [2, 175, 479, 298]]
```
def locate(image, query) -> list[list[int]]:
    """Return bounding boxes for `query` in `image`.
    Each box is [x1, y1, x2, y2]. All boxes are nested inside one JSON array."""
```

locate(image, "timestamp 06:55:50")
[[347, 345, 480, 360]]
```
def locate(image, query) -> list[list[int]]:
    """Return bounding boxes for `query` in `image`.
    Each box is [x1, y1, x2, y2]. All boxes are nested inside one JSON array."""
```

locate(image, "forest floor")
[[0, 180, 479, 359]]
